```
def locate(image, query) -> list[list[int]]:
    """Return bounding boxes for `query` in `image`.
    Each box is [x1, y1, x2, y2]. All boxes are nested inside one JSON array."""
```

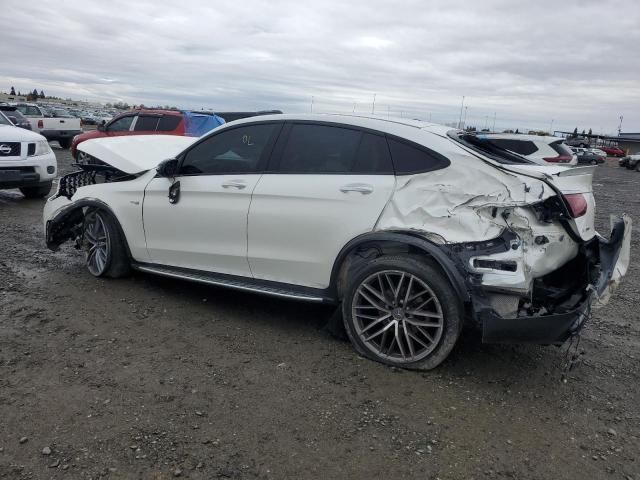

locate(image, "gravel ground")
[[0, 146, 638, 479]]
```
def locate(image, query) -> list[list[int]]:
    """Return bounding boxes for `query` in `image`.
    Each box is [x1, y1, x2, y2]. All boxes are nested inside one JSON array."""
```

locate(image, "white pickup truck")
[[15, 103, 82, 149]]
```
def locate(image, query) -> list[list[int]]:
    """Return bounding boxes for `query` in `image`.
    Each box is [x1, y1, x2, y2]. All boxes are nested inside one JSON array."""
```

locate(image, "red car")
[[600, 146, 625, 157], [70, 109, 223, 160]]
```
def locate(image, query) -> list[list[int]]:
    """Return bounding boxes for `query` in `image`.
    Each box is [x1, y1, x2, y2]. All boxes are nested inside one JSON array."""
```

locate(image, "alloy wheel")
[[84, 211, 111, 276], [351, 270, 444, 363]]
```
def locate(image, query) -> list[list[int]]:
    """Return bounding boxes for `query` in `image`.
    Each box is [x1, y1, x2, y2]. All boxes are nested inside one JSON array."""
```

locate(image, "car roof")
[[118, 109, 182, 116], [221, 113, 453, 137]]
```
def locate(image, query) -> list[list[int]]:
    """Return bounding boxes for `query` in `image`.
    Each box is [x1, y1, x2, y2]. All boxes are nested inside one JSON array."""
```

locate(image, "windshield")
[[0, 111, 13, 126], [447, 131, 534, 165]]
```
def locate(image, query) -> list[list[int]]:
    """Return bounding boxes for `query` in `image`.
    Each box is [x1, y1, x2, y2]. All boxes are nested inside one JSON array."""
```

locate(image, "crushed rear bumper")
[[478, 214, 631, 344]]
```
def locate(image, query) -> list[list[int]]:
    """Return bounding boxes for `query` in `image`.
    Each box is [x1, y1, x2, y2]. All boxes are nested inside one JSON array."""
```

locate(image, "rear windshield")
[[447, 131, 534, 164], [550, 141, 573, 156]]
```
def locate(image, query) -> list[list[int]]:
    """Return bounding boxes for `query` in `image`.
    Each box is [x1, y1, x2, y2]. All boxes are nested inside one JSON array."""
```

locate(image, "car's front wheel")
[[82, 209, 130, 278], [342, 256, 462, 370]]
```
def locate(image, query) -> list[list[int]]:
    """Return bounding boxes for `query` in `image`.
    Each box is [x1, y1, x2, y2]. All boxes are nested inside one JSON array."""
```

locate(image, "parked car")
[[565, 137, 591, 148], [625, 154, 640, 171], [476, 133, 577, 165], [70, 109, 225, 161], [576, 151, 605, 165], [600, 146, 625, 157], [0, 110, 57, 197], [15, 103, 82, 149], [0, 105, 32, 130], [588, 148, 608, 158], [43, 114, 630, 370]]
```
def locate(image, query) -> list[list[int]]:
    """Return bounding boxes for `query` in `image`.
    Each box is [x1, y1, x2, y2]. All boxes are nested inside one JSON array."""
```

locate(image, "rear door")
[[247, 122, 396, 288], [132, 114, 161, 136]]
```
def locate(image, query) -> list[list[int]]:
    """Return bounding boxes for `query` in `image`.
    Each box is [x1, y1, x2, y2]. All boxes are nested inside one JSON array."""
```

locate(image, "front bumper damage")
[[455, 215, 631, 344]]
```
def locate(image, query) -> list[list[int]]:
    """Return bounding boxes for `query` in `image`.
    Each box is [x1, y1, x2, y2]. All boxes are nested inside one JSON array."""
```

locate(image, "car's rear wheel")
[[58, 138, 71, 149], [20, 181, 52, 198], [83, 209, 130, 278], [342, 256, 462, 370]]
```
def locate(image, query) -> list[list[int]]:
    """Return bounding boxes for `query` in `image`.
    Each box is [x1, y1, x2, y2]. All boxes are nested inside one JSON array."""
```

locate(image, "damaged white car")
[[43, 114, 632, 370]]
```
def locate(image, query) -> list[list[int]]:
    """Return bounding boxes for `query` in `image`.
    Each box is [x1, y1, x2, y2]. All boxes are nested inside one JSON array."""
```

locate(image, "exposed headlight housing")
[[32, 140, 52, 156]]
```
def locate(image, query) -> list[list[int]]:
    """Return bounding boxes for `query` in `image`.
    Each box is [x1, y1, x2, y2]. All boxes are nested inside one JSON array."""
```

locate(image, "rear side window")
[[278, 124, 361, 173], [387, 138, 450, 175], [16, 105, 41, 116], [352, 133, 393, 174], [157, 115, 181, 132], [134, 115, 160, 131], [488, 139, 538, 155]]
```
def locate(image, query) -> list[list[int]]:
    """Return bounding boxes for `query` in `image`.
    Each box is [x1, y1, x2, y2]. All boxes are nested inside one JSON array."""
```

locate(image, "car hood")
[[77, 135, 198, 173], [0, 123, 46, 142]]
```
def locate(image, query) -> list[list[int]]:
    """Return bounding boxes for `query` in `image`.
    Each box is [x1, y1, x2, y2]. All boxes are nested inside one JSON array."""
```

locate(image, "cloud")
[[1, 0, 638, 133]]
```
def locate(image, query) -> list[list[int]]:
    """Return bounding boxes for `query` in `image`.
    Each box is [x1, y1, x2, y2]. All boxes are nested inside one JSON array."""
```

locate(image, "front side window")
[[134, 115, 160, 131], [180, 123, 278, 175], [278, 124, 361, 173], [107, 115, 135, 132]]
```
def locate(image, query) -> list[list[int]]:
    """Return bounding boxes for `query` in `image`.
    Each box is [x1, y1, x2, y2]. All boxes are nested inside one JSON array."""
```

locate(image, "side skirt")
[[131, 262, 335, 304]]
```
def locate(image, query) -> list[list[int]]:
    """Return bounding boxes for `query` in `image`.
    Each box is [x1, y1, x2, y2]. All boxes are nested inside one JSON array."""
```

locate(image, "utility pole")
[[457, 96, 465, 129], [463, 106, 468, 129], [618, 115, 624, 135], [310, 96, 314, 113], [492, 112, 496, 132], [372, 93, 376, 115], [353, 103, 356, 113]]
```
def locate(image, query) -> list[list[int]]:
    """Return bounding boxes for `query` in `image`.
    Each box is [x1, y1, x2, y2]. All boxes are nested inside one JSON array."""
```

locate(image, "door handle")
[[222, 179, 247, 189], [340, 183, 374, 194]]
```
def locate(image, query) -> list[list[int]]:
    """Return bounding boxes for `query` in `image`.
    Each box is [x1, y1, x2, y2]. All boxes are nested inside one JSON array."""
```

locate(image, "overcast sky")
[[1, 0, 639, 133]]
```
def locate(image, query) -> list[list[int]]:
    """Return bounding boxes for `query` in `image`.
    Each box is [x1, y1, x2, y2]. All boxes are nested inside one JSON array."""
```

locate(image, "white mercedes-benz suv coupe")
[[43, 114, 631, 370]]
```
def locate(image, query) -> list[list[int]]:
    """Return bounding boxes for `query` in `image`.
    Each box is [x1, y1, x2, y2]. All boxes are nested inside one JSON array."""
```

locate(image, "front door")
[[142, 122, 281, 277]]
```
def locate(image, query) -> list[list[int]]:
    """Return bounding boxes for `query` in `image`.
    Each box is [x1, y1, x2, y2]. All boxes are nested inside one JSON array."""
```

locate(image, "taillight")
[[544, 154, 572, 163], [37, 119, 43, 129], [563, 193, 587, 218]]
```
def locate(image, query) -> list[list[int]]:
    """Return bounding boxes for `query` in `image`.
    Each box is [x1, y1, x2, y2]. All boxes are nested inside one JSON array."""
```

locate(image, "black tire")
[[342, 255, 462, 370], [82, 209, 130, 278], [590, 159, 597, 165], [19, 181, 52, 198], [635, 163, 640, 172], [58, 138, 71, 149]]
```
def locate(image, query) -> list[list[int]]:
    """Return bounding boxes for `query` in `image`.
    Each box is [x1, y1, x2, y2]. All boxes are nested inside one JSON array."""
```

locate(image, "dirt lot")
[[1, 147, 638, 480]]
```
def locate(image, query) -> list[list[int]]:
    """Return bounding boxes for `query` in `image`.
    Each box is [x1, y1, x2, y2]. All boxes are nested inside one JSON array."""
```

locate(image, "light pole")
[[310, 96, 314, 113], [458, 96, 465, 129], [492, 112, 496, 132], [372, 93, 376, 115], [463, 106, 468, 129]]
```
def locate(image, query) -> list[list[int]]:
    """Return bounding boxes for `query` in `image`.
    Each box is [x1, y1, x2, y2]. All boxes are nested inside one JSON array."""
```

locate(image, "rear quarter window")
[[387, 137, 450, 175], [157, 115, 182, 132]]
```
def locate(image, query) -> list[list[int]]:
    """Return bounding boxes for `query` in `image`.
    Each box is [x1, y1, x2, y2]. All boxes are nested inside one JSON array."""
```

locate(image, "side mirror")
[[97, 122, 106, 132], [157, 158, 178, 177]]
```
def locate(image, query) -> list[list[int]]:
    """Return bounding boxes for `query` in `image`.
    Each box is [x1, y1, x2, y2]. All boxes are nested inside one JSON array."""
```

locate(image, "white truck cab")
[[0, 111, 57, 198], [15, 103, 81, 149]]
